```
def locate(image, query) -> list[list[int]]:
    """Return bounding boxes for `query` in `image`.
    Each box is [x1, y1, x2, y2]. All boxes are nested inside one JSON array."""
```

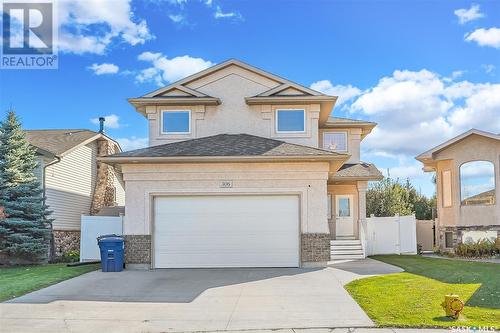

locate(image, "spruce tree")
[[0, 111, 52, 263]]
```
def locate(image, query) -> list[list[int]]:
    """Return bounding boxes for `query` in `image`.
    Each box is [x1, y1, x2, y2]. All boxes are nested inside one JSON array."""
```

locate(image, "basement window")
[[445, 232, 453, 248]]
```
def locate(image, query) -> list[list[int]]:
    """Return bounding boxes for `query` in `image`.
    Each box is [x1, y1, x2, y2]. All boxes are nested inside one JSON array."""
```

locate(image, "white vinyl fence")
[[365, 214, 417, 256], [80, 215, 123, 262]]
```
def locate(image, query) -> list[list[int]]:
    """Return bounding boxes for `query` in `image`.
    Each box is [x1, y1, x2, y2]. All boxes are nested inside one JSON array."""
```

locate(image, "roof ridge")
[[25, 129, 97, 133]]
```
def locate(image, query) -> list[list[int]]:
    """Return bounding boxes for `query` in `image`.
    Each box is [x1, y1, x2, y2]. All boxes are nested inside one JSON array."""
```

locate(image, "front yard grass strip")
[[345, 255, 500, 328], [0, 263, 99, 302]]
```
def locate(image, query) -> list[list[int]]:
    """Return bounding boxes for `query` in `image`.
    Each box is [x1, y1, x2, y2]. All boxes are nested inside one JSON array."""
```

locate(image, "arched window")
[[460, 161, 496, 206]]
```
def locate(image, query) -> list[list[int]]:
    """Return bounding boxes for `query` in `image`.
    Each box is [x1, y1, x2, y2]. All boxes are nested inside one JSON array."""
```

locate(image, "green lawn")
[[0, 263, 99, 302], [345, 255, 500, 328]]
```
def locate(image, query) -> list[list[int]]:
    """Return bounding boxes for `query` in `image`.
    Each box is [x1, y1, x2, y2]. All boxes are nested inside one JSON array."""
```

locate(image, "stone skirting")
[[301, 233, 330, 263], [438, 225, 500, 249], [53, 230, 80, 257], [124, 235, 151, 265]]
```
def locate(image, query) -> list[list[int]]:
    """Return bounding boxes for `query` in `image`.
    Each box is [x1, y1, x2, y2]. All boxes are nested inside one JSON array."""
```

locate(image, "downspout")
[[43, 156, 61, 262]]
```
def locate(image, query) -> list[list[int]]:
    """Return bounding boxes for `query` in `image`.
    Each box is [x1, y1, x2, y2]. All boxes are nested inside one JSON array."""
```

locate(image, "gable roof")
[[100, 134, 349, 165], [25, 129, 121, 157], [128, 59, 338, 125], [141, 59, 324, 98], [416, 129, 500, 162]]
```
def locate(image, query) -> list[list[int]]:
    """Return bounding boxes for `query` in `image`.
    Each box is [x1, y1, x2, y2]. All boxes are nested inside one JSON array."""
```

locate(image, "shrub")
[[61, 250, 80, 263], [454, 239, 498, 258]]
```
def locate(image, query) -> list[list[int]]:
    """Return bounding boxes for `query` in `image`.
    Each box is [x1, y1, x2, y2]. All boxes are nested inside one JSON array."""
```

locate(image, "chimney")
[[98, 117, 105, 133]]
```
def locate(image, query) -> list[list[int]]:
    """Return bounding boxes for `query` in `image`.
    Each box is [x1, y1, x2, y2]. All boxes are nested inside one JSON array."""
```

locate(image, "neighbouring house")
[[416, 129, 500, 250], [25, 128, 125, 256], [100, 59, 382, 269]]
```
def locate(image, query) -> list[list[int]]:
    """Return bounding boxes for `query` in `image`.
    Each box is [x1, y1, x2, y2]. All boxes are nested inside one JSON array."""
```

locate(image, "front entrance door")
[[335, 195, 354, 237]]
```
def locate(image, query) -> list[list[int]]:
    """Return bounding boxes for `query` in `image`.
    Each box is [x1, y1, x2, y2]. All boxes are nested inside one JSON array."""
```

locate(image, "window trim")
[[275, 109, 306, 134], [441, 169, 452, 208], [160, 110, 192, 135], [323, 131, 348, 152]]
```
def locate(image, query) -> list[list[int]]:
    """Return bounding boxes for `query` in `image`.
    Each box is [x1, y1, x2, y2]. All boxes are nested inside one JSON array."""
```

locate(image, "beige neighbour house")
[[100, 59, 382, 268], [416, 129, 500, 250], [26, 129, 125, 256]]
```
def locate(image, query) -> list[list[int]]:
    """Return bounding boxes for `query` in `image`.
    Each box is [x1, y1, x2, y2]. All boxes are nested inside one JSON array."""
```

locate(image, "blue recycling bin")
[[97, 235, 124, 272]]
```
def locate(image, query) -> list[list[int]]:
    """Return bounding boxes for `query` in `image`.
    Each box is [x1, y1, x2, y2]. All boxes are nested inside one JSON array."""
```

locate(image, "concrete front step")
[[331, 245, 363, 250], [331, 250, 364, 255], [330, 240, 362, 245], [330, 254, 365, 260]]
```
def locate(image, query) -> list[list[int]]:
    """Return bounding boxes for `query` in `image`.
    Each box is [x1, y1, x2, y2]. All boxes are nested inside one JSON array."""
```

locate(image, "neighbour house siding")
[[114, 172, 126, 206], [45, 142, 97, 230]]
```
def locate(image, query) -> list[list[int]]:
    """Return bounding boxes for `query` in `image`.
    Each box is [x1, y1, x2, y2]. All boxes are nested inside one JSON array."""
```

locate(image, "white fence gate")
[[80, 215, 123, 261], [365, 214, 417, 256]]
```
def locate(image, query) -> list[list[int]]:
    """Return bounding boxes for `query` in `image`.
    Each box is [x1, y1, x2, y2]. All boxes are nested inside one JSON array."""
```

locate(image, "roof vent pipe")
[[99, 117, 105, 133]]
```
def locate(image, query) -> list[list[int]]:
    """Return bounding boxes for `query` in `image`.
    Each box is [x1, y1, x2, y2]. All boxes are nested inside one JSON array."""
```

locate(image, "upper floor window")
[[460, 161, 496, 206], [161, 110, 191, 134], [276, 109, 305, 133], [323, 132, 347, 152]]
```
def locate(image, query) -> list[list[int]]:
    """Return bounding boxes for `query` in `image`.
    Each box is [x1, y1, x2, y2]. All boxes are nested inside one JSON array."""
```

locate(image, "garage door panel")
[[154, 195, 299, 268]]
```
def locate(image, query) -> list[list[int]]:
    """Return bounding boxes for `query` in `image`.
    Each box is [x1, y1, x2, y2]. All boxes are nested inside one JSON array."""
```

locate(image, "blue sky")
[[1, 0, 499, 197]]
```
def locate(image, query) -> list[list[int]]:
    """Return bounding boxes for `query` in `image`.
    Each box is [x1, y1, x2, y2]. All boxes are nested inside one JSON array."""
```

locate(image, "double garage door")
[[154, 195, 300, 268]]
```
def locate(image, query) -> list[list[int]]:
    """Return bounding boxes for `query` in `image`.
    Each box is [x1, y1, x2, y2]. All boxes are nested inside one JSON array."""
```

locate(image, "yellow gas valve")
[[441, 295, 464, 319]]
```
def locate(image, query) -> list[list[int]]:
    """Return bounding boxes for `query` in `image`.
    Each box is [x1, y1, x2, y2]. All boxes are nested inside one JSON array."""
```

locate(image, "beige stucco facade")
[[417, 131, 500, 249], [145, 67, 321, 148], [105, 60, 381, 267], [122, 162, 330, 235]]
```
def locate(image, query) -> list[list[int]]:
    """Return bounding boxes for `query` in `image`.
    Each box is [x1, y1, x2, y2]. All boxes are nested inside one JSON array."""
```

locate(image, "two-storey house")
[[101, 60, 382, 269]]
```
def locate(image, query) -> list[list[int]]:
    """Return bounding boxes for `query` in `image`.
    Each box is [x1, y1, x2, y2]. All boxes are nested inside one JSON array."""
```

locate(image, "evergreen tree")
[[0, 111, 52, 263]]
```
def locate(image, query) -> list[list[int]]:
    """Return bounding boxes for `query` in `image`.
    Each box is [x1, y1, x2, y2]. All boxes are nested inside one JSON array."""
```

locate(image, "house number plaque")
[[219, 181, 233, 188]]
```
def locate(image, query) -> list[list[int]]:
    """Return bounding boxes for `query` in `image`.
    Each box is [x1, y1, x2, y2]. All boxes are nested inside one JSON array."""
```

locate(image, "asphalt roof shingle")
[[25, 129, 100, 156], [111, 134, 344, 158], [334, 162, 383, 179]]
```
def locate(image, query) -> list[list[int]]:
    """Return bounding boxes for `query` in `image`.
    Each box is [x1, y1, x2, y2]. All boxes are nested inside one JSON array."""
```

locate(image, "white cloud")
[[90, 114, 122, 129], [116, 136, 148, 151], [383, 164, 424, 180], [136, 52, 214, 85], [168, 14, 186, 24], [88, 63, 119, 75], [343, 69, 500, 157], [214, 5, 243, 20], [454, 4, 484, 24], [310, 80, 362, 106], [465, 27, 500, 49], [482, 64, 496, 74], [57, 0, 153, 55]]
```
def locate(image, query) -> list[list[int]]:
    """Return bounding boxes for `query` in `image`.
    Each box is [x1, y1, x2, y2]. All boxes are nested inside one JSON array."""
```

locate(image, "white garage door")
[[154, 195, 299, 268]]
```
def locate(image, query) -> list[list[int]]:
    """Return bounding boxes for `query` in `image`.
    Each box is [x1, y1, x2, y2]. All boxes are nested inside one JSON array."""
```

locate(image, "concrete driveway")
[[1, 260, 400, 333]]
